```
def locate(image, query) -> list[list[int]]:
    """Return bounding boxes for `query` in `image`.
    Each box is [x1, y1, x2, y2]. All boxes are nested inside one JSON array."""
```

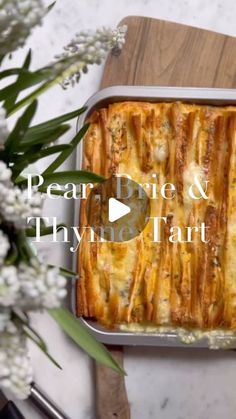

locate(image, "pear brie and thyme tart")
[[76, 100, 236, 335]]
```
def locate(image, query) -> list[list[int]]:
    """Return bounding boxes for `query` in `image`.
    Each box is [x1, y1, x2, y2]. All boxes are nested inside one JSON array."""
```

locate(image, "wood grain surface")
[[101, 16, 236, 88], [95, 346, 130, 419], [95, 15, 236, 419]]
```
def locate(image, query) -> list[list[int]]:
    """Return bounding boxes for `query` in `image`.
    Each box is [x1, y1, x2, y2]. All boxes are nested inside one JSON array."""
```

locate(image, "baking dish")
[[72, 86, 236, 348]]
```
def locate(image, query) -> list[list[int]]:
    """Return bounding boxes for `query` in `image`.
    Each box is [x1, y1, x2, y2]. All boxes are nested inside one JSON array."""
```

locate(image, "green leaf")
[[18, 124, 71, 150], [49, 307, 125, 374], [47, 1, 56, 11], [4, 50, 32, 112], [16, 230, 35, 261], [16, 170, 104, 187], [26, 223, 66, 237], [11, 145, 43, 178], [47, 265, 77, 278], [12, 145, 72, 177], [14, 175, 26, 184], [13, 144, 71, 168], [1, 50, 85, 111], [36, 187, 66, 196], [0, 69, 52, 105], [0, 68, 24, 80], [14, 310, 62, 370], [58, 266, 77, 278], [23, 49, 32, 68], [43, 123, 89, 175], [5, 244, 18, 265], [41, 170, 105, 186], [27, 106, 86, 135], [24, 329, 62, 370], [7, 55, 86, 115], [35, 144, 73, 158], [5, 100, 38, 154]]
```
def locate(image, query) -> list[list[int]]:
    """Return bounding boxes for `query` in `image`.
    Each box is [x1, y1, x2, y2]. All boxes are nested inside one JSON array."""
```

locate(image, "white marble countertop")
[[3, 0, 236, 418]]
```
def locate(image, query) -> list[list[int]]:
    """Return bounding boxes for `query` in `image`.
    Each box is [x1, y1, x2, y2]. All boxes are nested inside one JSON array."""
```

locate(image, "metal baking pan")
[[72, 86, 236, 348]]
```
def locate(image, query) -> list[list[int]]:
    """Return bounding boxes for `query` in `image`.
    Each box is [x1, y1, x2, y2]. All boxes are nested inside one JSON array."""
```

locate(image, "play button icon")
[[86, 175, 150, 242], [108, 198, 131, 222]]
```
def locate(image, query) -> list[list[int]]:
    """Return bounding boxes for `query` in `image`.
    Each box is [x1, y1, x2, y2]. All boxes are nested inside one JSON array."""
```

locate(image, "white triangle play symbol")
[[108, 197, 131, 223]]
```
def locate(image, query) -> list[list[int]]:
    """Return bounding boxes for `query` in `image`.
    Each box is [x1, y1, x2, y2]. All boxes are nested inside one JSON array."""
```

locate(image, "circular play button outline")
[[86, 175, 150, 242]]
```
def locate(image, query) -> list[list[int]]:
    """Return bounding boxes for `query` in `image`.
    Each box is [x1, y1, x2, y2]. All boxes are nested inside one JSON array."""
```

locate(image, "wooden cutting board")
[[101, 16, 236, 88], [95, 15, 236, 419]]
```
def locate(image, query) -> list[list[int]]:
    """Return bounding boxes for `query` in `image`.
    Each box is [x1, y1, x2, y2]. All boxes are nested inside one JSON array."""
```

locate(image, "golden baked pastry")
[[76, 101, 236, 331]]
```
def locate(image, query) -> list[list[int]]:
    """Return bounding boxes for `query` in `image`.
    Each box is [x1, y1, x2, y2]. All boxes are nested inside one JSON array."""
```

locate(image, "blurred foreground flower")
[[0, 320, 32, 399], [0, 266, 19, 306], [55, 25, 127, 89], [0, 161, 43, 228], [0, 0, 45, 57], [0, 259, 67, 309], [18, 261, 67, 309]]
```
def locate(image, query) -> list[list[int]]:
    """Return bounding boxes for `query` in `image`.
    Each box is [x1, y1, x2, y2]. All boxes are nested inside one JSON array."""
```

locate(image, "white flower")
[[55, 25, 127, 89], [0, 187, 43, 228], [18, 260, 67, 309], [0, 320, 32, 399], [0, 258, 67, 309], [0, 161, 11, 184], [0, 229, 10, 264], [0, 107, 8, 146], [0, 265, 19, 306], [0, 164, 43, 228], [0, 0, 45, 56]]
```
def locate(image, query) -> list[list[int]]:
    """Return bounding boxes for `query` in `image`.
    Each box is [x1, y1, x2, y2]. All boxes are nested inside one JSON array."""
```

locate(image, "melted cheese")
[[77, 101, 236, 340], [153, 141, 169, 162]]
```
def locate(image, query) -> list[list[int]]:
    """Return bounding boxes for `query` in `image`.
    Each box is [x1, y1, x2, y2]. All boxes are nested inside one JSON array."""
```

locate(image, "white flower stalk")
[[0, 320, 32, 399], [0, 107, 8, 147], [0, 186, 43, 228], [0, 0, 45, 57], [55, 25, 127, 89], [0, 265, 19, 306], [0, 162, 43, 228], [18, 261, 67, 309], [0, 230, 10, 265]]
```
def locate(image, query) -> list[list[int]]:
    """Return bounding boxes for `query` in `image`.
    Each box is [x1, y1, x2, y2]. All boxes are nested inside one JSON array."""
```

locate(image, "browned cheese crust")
[[76, 101, 236, 330]]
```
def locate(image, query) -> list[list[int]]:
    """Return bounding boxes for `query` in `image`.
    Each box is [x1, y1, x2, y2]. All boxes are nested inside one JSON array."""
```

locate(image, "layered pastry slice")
[[76, 101, 236, 333]]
